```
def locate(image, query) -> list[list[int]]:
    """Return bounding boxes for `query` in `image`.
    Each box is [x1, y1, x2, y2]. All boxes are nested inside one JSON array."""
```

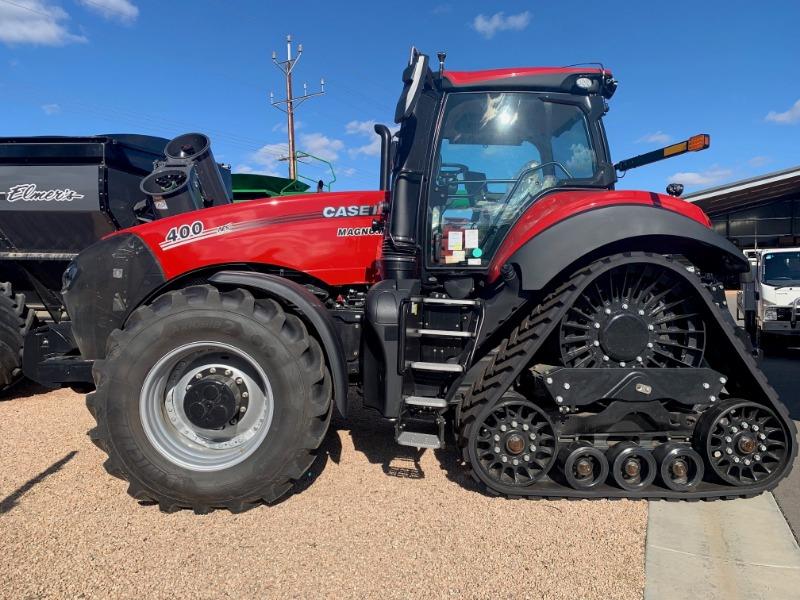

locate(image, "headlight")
[[764, 307, 778, 321]]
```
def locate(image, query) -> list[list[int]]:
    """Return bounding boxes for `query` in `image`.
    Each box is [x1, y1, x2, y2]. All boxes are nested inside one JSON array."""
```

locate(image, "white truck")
[[738, 247, 800, 352]]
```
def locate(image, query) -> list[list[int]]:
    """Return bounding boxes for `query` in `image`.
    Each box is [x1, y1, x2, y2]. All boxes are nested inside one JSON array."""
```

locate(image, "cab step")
[[407, 361, 464, 373], [396, 431, 442, 450], [409, 296, 480, 307], [404, 395, 448, 409], [407, 328, 476, 338]]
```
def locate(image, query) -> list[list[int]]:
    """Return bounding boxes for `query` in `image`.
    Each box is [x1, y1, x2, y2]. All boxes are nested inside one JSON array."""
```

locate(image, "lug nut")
[[242, 392, 249, 399], [195, 373, 202, 380], [720, 377, 727, 384], [713, 450, 722, 458], [647, 342, 654, 349], [758, 433, 766, 440], [725, 448, 733, 455], [494, 434, 501, 442], [703, 382, 710, 389], [594, 322, 601, 329], [511, 420, 518, 428], [744, 459, 751, 466], [648, 324, 655, 331], [733, 456, 741, 463], [512, 459, 519, 466], [522, 424, 529, 431], [209, 367, 216, 374], [563, 383, 570, 390], [529, 433, 536, 440], [638, 309, 645, 316], [523, 454, 530, 461], [605, 308, 612, 315], [235, 377, 243, 385], [494, 446, 501, 453], [556, 396, 564, 404], [741, 422, 749, 429], [603, 355, 610, 362], [754, 454, 761, 461], [752, 425, 759, 432], [240, 406, 246, 413], [500, 424, 507, 432], [546, 377, 553, 385], [593, 340, 600, 347], [530, 444, 537, 452], [501, 456, 508, 463], [636, 356, 643, 363], [759, 444, 767, 452], [730, 426, 739, 433], [724, 436, 732, 443], [622, 303, 629, 310], [620, 362, 626, 367]]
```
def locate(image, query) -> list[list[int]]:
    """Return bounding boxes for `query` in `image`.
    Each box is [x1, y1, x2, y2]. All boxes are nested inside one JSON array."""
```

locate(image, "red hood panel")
[[126, 190, 387, 285]]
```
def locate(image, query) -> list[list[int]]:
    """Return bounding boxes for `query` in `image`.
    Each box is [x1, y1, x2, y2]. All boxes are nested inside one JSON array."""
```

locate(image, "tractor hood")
[[114, 190, 387, 285]]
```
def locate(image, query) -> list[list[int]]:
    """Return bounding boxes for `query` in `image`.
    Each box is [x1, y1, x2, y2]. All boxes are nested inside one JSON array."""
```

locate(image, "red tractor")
[[64, 50, 795, 512]]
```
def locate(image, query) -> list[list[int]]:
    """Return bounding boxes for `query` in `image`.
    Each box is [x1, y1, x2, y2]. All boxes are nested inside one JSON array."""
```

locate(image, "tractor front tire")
[[87, 285, 332, 513], [0, 281, 34, 392]]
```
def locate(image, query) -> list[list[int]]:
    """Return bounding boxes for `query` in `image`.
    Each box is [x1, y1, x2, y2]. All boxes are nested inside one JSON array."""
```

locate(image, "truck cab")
[[739, 247, 800, 350]]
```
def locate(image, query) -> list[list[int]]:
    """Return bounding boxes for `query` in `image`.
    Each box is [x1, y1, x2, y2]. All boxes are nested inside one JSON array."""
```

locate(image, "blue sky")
[[1, 1, 799, 194]]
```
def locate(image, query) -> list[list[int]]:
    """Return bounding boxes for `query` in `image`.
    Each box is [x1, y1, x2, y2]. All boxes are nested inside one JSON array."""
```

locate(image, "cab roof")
[[441, 66, 616, 97]]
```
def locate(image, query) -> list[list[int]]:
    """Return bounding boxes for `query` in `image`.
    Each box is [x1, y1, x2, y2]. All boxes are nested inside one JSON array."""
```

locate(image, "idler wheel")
[[606, 441, 657, 491], [694, 398, 790, 487], [559, 442, 609, 490], [652, 443, 704, 491]]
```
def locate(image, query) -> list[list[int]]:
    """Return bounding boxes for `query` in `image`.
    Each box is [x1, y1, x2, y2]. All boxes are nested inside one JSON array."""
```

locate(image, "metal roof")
[[684, 165, 800, 215]]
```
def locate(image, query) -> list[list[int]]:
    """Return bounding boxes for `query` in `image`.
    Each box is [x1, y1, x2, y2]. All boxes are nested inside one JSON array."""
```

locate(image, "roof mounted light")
[[576, 77, 593, 90]]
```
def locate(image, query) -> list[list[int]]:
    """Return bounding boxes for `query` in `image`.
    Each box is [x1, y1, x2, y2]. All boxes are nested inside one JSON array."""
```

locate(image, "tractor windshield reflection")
[[428, 92, 598, 268]]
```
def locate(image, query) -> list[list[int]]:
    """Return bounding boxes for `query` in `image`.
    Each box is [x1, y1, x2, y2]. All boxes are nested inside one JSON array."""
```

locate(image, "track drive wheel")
[[559, 442, 609, 490], [0, 281, 34, 392], [606, 442, 657, 491], [461, 393, 557, 494], [695, 399, 789, 487], [87, 285, 332, 513], [652, 443, 704, 491]]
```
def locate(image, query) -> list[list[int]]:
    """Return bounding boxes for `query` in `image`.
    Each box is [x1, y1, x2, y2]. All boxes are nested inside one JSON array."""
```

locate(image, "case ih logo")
[[2, 183, 85, 203]]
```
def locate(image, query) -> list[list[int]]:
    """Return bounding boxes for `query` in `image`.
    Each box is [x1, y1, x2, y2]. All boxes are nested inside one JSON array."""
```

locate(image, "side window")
[[551, 118, 596, 179]]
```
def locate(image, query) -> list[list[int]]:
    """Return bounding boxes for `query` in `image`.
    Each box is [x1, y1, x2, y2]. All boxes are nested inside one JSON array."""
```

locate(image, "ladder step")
[[404, 396, 448, 409], [397, 431, 442, 450], [410, 296, 480, 307], [408, 328, 476, 338], [407, 361, 465, 373]]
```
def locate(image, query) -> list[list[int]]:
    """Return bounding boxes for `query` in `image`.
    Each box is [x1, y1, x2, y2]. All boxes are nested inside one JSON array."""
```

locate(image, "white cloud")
[[346, 119, 397, 157], [76, 0, 138, 23], [636, 131, 671, 145], [341, 167, 357, 177], [41, 103, 60, 115], [748, 155, 771, 168], [298, 132, 344, 162], [668, 167, 733, 187], [0, 1, 86, 46], [765, 99, 800, 125], [472, 11, 531, 40], [432, 4, 452, 15]]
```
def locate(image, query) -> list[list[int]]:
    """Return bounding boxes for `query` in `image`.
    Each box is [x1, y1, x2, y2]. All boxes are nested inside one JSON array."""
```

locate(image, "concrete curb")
[[645, 493, 800, 599]]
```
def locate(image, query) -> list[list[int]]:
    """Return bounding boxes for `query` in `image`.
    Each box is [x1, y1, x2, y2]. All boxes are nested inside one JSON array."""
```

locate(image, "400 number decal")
[[165, 220, 204, 243]]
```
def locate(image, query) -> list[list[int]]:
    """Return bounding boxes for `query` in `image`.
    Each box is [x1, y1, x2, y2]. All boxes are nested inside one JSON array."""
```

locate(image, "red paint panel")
[[445, 67, 608, 86], [487, 190, 712, 282], [123, 190, 387, 285]]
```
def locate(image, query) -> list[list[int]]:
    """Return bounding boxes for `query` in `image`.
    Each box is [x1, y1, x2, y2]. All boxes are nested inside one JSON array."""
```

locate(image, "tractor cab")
[[378, 49, 617, 282]]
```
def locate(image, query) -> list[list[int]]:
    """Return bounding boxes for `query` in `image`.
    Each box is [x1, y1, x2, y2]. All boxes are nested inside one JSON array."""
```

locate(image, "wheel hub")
[[505, 433, 525, 455], [575, 458, 594, 478], [623, 458, 641, 479], [600, 313, 649, 361], [737, 435, 756, 455], [184, 374, 241, 429], [671, 459, 688, 479]]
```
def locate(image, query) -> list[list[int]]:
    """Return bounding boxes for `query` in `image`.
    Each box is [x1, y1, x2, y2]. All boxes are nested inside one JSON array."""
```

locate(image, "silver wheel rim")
[[140, 341, 274, 472]]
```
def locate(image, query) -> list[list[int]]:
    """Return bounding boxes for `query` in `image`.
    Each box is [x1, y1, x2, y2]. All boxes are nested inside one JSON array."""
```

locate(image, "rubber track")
[[457, 252, 797, 501]]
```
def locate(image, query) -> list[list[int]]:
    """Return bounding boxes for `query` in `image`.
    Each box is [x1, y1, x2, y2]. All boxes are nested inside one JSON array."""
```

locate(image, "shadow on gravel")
[[0, 379, 51, 402], [0, 450, 78, 515]]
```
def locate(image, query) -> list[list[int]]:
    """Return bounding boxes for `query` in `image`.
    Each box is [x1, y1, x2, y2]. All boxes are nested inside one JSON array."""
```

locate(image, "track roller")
[[653, 443, 704, 491], [606, 441, 657, 491], [559, 442, 609, 490]]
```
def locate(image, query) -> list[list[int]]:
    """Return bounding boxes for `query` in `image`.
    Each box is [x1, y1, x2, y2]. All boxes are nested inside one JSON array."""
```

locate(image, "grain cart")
[[0, 133, 233, 391], [64, 50, 796, 512]]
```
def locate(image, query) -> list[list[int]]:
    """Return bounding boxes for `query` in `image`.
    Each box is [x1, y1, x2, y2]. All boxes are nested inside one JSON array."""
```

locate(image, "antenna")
[[269, 35, 326, 180]]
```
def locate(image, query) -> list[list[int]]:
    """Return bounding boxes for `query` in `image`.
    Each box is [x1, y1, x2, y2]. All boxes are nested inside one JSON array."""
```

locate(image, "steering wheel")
[[437, 162, 470, 187]]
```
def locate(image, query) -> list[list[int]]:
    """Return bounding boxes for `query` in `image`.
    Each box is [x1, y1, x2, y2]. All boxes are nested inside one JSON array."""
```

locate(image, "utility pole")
[[270, 35, 325, 180]]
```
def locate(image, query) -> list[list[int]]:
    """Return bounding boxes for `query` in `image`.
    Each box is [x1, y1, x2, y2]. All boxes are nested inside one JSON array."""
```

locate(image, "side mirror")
[[394, 49, 430, 123], [666, 183, 684, 197]]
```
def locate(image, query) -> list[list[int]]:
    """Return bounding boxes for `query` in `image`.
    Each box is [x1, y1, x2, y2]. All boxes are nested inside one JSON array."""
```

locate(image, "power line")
[[0, 0, 58, 19]]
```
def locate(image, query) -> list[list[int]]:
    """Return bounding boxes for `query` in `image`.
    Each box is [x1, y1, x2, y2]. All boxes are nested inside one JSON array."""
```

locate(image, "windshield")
[[427, 92, 599, 267], [763, 251, 800, 287]]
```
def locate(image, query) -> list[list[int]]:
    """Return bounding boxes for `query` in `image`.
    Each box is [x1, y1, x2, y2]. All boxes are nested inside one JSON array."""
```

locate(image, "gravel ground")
[[0, 384, 647, 599]]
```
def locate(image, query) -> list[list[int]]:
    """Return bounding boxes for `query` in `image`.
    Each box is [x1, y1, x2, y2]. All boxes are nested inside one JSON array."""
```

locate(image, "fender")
[[208, 271, 349, 418], [505, 205, 748, 291]]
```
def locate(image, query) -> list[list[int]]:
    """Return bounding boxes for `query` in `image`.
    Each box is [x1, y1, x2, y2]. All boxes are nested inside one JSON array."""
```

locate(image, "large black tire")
[[87, 285, 332, 513], [0, 281, 35, 392]]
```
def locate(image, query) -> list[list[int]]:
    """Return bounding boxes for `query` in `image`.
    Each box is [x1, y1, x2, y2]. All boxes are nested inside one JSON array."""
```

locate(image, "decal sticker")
[[467, 258, 482, 266], [2, 183, 85, 203], [464, 229, 479, 249], [323, 205, 382, 218], [472, 248, 483, 258], [448, 230, 463, 251], [159, 220, 235, 250], [336, 227, 382, 237]]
